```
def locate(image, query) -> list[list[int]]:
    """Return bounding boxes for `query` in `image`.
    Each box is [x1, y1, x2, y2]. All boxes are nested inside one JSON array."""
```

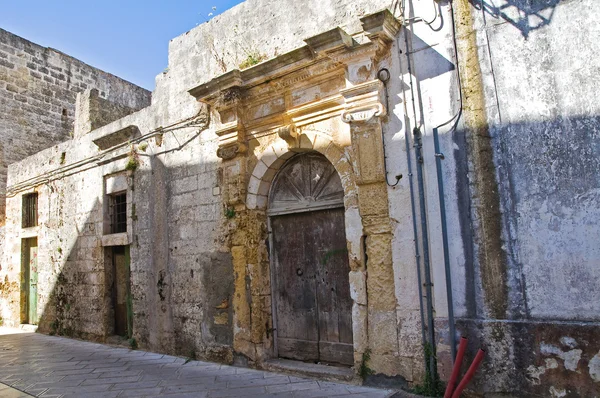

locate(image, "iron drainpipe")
[[404, 119, 428, 359], [429, 0, 465, 363], [433, 127, 457, 362], [397, 26, 428, 373], [399, 14, 437, 376], [413, 127, 437, 379]]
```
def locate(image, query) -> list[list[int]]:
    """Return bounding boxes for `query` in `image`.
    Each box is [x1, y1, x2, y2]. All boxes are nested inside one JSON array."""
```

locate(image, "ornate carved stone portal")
[[188, 9, 403, 377]]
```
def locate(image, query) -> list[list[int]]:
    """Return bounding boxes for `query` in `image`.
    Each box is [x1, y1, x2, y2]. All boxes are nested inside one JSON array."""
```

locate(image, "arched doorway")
[[268, 152, 354, 366]]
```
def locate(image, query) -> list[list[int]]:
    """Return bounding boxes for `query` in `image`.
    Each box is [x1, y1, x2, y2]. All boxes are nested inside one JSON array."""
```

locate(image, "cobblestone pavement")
[[0, 329, 396, 398]]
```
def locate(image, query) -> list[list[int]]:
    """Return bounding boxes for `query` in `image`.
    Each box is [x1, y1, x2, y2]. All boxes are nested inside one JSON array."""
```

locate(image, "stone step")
[[263, 358, 356, 383], [18, 324, 38, 333]]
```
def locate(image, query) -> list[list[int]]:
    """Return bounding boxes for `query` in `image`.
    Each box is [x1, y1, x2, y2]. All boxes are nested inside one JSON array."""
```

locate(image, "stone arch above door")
[[246, 131, 357, 211], [268, 152, 344, 216]]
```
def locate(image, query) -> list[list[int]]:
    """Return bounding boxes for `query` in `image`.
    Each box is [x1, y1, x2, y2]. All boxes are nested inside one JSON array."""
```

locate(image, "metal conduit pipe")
[[433, 127, 457, 362], [398, 8, 438, 378], [6, 110, 209, 195], [397, 22, 429, 375], [404, 118, 428, 359], [429, 0, 465, 364], [413, 127, 437, 378]]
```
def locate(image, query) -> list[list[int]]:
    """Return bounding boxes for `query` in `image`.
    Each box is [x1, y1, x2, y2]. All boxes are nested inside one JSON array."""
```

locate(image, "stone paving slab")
[[0, 328, 396, 397], [0, 382, 34, 397]]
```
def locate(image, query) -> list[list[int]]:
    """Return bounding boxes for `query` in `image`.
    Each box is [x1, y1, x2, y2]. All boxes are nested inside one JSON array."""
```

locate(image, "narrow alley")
[[0, 328, 398, 398]]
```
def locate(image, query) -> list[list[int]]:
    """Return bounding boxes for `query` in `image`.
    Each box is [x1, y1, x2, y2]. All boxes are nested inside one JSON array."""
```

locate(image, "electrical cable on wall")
[[377, 68, 402, 187], [6, 108, 210, 195]]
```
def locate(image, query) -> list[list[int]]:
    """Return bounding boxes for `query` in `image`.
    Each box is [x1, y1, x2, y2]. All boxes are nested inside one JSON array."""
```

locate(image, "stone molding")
[[216, 142, 247, 161], [187, 10, 399, 161]]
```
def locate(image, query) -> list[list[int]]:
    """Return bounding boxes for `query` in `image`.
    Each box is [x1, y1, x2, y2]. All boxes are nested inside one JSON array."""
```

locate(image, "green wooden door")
[[23, 238, 38, 325]]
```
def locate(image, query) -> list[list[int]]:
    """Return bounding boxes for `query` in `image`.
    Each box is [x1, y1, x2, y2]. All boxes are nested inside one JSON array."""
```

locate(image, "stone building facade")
[[0, 28, 151, 245], [1, 0, 599, 396]]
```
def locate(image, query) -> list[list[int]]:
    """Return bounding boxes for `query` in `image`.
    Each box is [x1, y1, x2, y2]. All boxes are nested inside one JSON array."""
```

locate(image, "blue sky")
[[0, 0, 245, 90]]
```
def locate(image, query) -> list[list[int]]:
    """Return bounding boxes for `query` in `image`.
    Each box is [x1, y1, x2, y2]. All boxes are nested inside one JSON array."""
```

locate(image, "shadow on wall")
[[36, 198, 105, 339], [472, 0, 563, 38], [445, 113, 600, 396], [30, 152, 234, 362]]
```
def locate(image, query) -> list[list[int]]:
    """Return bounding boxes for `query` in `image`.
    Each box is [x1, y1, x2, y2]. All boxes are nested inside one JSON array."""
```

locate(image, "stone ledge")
[[101, 232, 129, 247], [263, 358, 355, 383]]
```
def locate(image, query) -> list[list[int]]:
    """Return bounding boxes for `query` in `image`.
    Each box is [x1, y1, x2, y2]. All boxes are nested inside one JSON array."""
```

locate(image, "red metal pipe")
[[444, 337, 468, 398], [451, 349, 485, 398]]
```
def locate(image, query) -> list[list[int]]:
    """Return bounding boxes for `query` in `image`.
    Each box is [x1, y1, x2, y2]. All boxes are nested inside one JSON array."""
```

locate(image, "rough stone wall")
[[2, 143, 106, 337], [0, 114, 234, 360], [130, 127, 234, 361], [0, 28, 151, 227], [4, 0, 598, 395], [2, 2, 413, 383], [450, 0, 600, 395]]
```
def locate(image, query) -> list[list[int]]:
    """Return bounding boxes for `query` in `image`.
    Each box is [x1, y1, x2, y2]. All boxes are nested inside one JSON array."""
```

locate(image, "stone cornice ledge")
[[188, 9, 400, 103]]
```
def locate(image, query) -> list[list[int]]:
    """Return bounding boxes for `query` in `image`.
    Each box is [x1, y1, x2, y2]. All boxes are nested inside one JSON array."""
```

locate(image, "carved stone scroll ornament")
[[217, 142, 247, 160], [276, 124, 299, 146], [341, 103, 384, 123]]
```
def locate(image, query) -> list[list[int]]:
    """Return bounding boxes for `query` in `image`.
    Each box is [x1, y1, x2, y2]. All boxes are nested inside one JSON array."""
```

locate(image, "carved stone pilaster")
[[341, 80, 387, 184], [340, 80, 386, 121]]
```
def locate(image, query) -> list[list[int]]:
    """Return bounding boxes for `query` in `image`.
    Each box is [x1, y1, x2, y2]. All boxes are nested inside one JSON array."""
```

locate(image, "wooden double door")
[[271, 208, 354, 366]]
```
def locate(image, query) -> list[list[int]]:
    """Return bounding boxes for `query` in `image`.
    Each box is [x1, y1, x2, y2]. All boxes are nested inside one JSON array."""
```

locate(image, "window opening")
[[22, 193, 38, 228], [110, 193, 127, 233]]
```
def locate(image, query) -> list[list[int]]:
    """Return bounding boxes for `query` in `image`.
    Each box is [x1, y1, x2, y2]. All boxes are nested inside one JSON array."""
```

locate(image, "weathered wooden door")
[[23, 238, 38, 325], [269, 153, 353, 366], [112, 246, 131, 337]]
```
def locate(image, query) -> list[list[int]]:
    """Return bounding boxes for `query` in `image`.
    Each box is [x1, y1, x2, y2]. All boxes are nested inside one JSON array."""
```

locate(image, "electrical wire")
[[6, 110, 210, 195], [392, 0, 440, 29], [377, 68, 402, 187], [433, 0, 463, 134]]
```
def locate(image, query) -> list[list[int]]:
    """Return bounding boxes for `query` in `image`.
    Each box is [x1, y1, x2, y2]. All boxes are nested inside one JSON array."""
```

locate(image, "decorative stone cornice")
[[186, 10, 401, 159], [340, 80, 386, 124], [188, 70, 242, 103], [360, 10, 402, 43], [305, 27, 354, 55], [217, 142, 247, 160], [187, 10, 402, 103]]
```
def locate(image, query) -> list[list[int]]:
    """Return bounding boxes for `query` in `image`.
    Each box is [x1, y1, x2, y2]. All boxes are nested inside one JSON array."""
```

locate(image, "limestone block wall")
[[2, 146, 107, 337], [5, 0, 599, 395], [447, 0, 600, 395], [1, 113, 234, 361], [0, 28, 151, 227], [2, 5, 421, 384], [129, 126, 235, 361], [151, 0, 393, 130]]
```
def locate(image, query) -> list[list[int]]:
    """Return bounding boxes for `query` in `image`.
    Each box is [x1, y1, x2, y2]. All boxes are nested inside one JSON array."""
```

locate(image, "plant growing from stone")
[[125, 144, 140, 172], [359, 349, 374, 379]]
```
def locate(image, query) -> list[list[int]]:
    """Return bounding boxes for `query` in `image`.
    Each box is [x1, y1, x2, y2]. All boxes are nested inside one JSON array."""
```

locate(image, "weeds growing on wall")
[[224, 207, 236, 219], [239, 51, 267, 70], [412, 343, 445, 397], [125, 144, 140, 172], [359, 349, 374, 379]]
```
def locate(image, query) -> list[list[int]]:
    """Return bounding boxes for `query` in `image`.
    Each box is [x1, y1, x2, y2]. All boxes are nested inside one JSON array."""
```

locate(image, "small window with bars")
[[22, 193, 38, 228], [109, 193, 127, 234]]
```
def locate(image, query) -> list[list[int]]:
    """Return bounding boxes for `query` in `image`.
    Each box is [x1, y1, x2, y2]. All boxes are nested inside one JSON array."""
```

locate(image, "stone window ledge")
[[20, 227, 39, 238], [101, 232, 130, 247]]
